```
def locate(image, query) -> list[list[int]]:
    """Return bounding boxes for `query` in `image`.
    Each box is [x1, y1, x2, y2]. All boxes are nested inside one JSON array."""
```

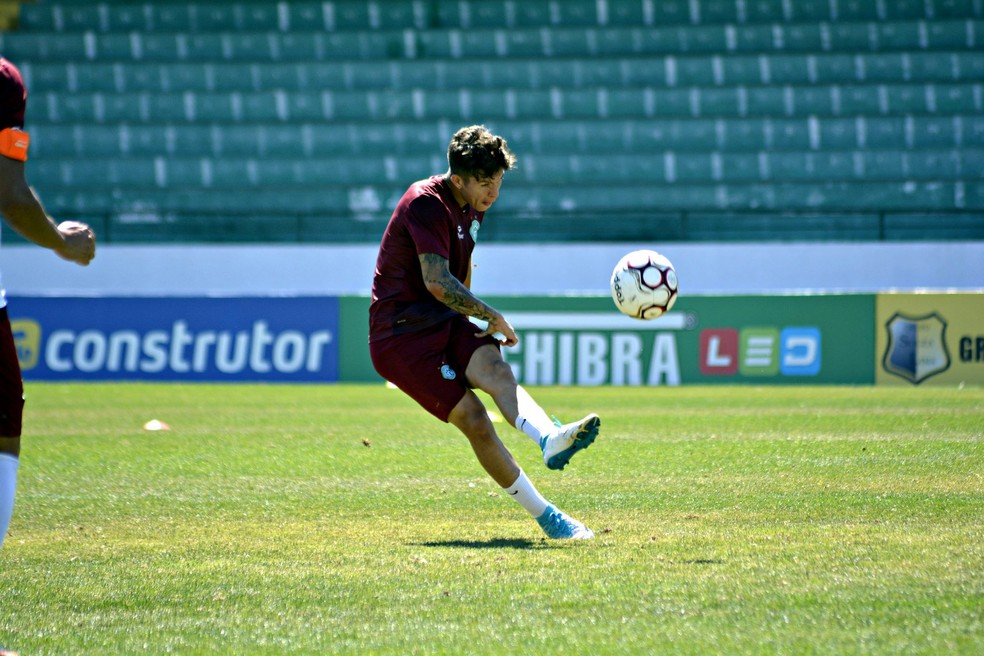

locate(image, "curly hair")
[[447, 125, 517, 181]]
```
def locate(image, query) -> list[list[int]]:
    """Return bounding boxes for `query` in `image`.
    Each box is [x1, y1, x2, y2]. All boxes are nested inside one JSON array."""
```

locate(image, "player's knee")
[[473, 358, 517, 395], [449, 394, 492, 435]]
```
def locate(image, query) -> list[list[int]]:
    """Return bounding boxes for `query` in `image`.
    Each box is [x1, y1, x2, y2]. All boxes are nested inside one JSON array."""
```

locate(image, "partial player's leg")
[[463, 342, 601, 471], [447, 389, 519, 488], [0, 309, 24, 548], [447, 392, 592, 540], [0, 438, 17, 548], [456, 342, 591, 539]]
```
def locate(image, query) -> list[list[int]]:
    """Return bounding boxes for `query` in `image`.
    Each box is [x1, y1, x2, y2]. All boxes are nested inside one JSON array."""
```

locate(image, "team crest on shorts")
[[440, 364, 457, 380]]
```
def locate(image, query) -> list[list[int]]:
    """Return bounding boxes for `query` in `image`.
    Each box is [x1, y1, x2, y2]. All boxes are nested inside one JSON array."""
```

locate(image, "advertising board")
[[11, 296, 339, 382], [875, 292, 984, 386]]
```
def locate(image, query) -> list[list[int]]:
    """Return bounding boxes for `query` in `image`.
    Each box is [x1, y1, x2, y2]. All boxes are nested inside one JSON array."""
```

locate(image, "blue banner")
[[9, 297, 339, 382]]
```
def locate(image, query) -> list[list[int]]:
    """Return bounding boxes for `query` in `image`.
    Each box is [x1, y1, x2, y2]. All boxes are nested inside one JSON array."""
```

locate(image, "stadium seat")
[[645, 88, 691, 117], [0, 32, 83, 61], [935, 0, 984, 19], [550, 0, 602, 27], [450, 1, 510, 29], [674, 152, 714, 181], [275, 33, 320, 61], [719, 119, 765, 150], [716, 152, 763, 181], [837, 84, 884, 114], [145, 4, 190, 32], [812, 54, 859, 83], [935, 83, 984, 112], [837, 0, 883, 22], [697, 0, 739, 24], [105, 4, 148, 32], [769, 118, 814, 150], [16, 4, 55, 31], [901, 52, 962, 82], [331, 2, 373, 30], [93, 33, 137, 60], [957, 51, 984, 80], [282, 2, 330, 31], [882, 0, 934, 20], [235, 2, 282, 31], [766, 54, 813, 84], [910, 115, 962, 148], [727, 54, 771, 84], [789, 86, 834, 116], [649, 0, 691, 26], [57, 4, 103, 32], [33, 91, 95, 123], [136, 33, 182, 61], [818, 117, 859, 150], [192, 4, 237, 32], [732, 24, 781, 52]]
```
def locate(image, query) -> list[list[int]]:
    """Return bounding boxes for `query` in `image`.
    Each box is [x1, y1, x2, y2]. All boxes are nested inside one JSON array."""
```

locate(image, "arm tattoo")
[[420, 253, 497, 322]]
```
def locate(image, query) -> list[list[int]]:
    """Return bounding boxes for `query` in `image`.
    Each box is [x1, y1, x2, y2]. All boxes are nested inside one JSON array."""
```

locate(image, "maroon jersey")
[[0, 58, 27, 129], [369, 175, 484, 342]]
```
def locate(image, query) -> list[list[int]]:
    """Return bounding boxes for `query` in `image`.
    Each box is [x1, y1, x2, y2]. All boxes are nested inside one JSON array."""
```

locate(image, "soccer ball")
[[610, 250, 679, 320]]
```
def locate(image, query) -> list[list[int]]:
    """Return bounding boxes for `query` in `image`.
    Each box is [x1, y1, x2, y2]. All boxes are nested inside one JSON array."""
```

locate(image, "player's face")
[[458, 170, 504, 212]]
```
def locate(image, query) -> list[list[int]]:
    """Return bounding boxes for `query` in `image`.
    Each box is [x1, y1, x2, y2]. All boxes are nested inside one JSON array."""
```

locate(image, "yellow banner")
[[876, 292, 984, 386]]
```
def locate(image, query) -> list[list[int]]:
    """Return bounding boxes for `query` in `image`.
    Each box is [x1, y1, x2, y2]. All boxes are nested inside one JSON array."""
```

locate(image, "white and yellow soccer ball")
[[610, 249, 679, 320]]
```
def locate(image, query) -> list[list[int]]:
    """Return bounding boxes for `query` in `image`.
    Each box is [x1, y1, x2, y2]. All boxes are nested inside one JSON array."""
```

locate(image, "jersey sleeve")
[[404, 195, 451, 260]]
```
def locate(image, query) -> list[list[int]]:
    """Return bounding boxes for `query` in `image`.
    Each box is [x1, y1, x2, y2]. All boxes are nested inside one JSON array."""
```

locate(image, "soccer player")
[[369, 125, 600, 539], [0, 57, 96, 548]]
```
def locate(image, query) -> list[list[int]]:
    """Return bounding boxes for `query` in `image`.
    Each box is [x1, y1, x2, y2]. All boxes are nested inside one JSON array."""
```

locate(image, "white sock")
[[503, 469, 550, 518], [0, 453, 18, 548], [514, 386, 556, 447]]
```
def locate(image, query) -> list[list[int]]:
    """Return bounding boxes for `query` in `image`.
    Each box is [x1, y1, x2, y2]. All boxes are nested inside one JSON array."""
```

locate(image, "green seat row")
[[26, 82, 984, 125], [27, 115, 983, 158], [26, 149, 982, 192], [18, 0, 981, 33], [29, 180, 981, 220], [7, 205, 979, 245], [6, 20, 981, 62], [18, 52, 984, 94]]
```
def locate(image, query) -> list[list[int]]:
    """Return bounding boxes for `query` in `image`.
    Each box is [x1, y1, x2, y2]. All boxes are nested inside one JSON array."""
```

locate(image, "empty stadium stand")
[[1, 0, 982, 243]]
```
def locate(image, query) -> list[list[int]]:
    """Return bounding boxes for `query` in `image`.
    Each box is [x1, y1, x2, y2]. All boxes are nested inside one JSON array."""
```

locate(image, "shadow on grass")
[[412, 538, 541, 550]]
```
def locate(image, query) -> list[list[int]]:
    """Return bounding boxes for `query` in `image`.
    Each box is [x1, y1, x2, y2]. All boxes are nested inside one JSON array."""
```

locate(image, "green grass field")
[[1, 383, 981, 655]]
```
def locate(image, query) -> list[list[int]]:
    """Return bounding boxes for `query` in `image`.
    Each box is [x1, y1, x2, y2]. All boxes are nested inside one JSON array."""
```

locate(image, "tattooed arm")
[[419, 252, 518, 347]]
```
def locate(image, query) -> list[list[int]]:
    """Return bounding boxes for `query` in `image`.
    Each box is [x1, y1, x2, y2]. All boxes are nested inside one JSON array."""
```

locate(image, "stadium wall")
[[4, 241, 984, 296], [9, 291, 984, 388]]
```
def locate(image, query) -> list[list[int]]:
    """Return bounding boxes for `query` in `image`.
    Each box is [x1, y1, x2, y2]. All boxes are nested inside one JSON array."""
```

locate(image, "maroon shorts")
[[370, 314, 500, 422], [0, 308, 24, 437]]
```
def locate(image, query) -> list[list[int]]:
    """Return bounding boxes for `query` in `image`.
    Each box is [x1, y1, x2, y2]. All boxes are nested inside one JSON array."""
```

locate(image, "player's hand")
[[55, 220, 96, 266], [476, 312, 519, 348]]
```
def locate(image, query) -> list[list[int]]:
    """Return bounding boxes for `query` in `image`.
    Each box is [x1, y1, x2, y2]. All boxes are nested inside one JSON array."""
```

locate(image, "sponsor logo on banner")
[[10, 297, 339, 382], [502, 311, 693, 386], [699, 326, 822, 378], [882, 312, 951, 384]]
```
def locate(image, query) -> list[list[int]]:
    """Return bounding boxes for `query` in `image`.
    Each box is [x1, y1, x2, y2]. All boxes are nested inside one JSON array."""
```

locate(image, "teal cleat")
[[535, 505, 594, 540], [540, 413, 600, 470]]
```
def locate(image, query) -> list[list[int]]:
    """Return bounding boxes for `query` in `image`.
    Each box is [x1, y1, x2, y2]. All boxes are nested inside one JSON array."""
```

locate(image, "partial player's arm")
[[0, 156, 95, 265], [419, 252, 518, 346]]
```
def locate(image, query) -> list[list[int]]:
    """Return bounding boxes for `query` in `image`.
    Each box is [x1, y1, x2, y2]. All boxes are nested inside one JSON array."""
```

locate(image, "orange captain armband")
[[0, 127, 30, 162]]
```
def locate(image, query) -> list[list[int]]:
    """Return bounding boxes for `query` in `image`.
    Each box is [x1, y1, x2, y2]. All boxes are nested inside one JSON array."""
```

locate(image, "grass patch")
[[1, 383, 981, 654]]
